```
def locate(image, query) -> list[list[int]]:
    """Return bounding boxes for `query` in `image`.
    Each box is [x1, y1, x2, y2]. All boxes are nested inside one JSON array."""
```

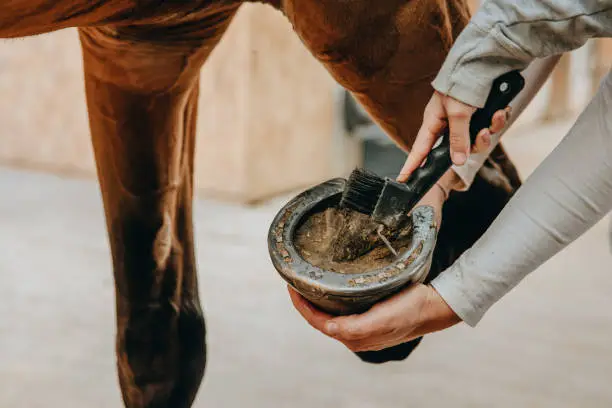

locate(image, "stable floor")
[[1, 117, 612, 407]]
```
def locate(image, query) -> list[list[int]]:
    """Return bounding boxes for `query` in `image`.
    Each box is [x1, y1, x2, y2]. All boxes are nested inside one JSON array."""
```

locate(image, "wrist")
[[433, 182, 449, 201], [437, 170, 466, 197], [418, 284, 462, 333]]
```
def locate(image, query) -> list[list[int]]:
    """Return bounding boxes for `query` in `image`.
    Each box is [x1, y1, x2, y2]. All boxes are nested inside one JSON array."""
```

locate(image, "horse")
[[0, 0, 522, 406]]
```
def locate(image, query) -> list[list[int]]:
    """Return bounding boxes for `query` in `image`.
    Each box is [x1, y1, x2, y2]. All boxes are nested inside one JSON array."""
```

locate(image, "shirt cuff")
[[451, 129, 502, 191], [429, 256, 490, 327], [430, 277, 485, 328], [451, 158, 485, 192], [431, 22, 531, 108]]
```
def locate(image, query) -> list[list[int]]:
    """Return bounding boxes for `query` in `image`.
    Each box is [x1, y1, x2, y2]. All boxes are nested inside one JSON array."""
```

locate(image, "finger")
[[489, 109, 508, 134], [472, 128, 491, 154], [397, 97, 446, 182], [397, 128, 442, 183], [287, 286, 334, 333], [346, 337, 404, 353], [342, 324, 402, 351], [324, 307, 397, 342], [324, 315, 371, 341], [287, 287, 396, 345], [341, 320, 414, 351], [329, 293, 411, 342], [333, 285, 426, 350], [398, 119, 446, 182], [446, 102, 473, 165]]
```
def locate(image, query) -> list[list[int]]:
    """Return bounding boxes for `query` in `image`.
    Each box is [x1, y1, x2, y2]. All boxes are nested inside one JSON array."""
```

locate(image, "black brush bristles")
[[339, 168, 386, 215]]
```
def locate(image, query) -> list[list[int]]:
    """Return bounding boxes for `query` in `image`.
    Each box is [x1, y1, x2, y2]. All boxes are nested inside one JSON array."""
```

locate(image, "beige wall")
[[0, 4, 361, 203], [0, 28, 93, 176]]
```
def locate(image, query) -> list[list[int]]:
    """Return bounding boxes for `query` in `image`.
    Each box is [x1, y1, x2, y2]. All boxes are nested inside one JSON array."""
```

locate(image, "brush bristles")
[[339, 168, 385, 215]]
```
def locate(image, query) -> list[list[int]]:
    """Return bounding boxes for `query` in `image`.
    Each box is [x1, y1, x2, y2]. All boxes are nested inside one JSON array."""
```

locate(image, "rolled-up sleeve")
[[451, 55, 561, 190], [427, 1, 612, 325], [432, 72, 612, 326], [433, 0, 612, 108]]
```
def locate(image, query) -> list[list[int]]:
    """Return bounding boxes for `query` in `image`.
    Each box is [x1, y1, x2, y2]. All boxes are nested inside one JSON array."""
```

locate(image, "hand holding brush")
[[339, 71, 525, 229], [398, 82, 515, 183]]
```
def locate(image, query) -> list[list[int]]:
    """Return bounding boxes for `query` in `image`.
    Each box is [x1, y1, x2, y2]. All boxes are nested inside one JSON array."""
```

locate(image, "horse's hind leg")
[[77, 7, 238, 407]]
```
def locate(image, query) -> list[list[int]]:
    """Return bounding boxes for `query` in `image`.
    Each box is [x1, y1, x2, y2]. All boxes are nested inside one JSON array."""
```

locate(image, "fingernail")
[[452, 152, 466, 165], [325, 322, 339, 335]]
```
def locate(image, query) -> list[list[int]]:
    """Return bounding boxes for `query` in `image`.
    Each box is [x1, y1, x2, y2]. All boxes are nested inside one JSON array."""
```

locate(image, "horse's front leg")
[[77, 9, 238, 407], [270, 0, 524, 363], [277, 0, 471, 151], [265, 0, 470, 364]]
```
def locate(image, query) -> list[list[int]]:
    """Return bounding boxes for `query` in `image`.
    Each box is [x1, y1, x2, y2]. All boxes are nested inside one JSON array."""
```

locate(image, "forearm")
[[431, 72, 612, 326], [451, 55, 561, 190], [434, 0, 612, 108]]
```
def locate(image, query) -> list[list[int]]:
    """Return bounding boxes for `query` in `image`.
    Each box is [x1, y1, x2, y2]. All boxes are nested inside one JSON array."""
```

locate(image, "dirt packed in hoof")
[[294, 207, 413, 274]]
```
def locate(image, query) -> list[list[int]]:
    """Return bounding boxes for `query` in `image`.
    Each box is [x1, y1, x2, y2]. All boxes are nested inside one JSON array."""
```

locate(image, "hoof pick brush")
[[339, 70, 525, 229]]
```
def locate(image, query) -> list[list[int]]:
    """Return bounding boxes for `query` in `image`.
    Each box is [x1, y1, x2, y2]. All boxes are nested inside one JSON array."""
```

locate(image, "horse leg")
[[273, 0, 471, 150], [268, 0, 522, 363], [77, 7, 238, 407]]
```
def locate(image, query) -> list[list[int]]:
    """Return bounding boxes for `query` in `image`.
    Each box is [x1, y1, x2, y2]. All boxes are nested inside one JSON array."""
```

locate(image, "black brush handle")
[[403, 70, 525, 206]]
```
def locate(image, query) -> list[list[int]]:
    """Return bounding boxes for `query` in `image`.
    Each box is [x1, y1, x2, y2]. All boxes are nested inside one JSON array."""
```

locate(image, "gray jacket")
[[429, 1, 612, 327], [434, 0, 612, 107]]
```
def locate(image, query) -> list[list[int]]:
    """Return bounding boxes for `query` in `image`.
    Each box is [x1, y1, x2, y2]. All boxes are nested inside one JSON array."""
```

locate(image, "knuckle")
[[422, 110, 437, 123], [423, 102, 436, 115], [343, 328, 363, 341], [447, 108, 470, 119], [449, 132, 467, 145], [341, 324, 367, 340], [426, 122, 443, 135]]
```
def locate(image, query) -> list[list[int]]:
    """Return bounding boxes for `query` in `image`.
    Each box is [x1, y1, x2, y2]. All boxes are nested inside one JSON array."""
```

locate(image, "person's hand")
[[398, 91, 511, 180], [285, 172, 461, 351], [288, 282, 460, 352]]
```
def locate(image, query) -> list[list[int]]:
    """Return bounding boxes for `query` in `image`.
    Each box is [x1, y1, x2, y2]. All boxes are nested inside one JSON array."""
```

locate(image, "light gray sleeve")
[[451, 55, 560, 190], [431, 71, 612, 327], [433, 0, 612, 108]]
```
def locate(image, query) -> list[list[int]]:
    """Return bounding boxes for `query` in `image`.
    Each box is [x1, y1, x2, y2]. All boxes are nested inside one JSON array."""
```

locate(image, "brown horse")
[[2, 0, 524, 406]]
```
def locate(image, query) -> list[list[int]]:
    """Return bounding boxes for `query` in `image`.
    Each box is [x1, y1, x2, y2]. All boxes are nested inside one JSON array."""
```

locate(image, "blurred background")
[[1, 1, 612, 407]]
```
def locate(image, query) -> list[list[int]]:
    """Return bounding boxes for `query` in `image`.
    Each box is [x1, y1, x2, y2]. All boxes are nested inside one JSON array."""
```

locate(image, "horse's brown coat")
[[1, 1, 521, 406]]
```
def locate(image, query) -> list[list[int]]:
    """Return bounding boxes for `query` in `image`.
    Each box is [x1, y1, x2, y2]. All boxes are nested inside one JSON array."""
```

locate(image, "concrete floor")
[[2, 117, 612, 407]]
